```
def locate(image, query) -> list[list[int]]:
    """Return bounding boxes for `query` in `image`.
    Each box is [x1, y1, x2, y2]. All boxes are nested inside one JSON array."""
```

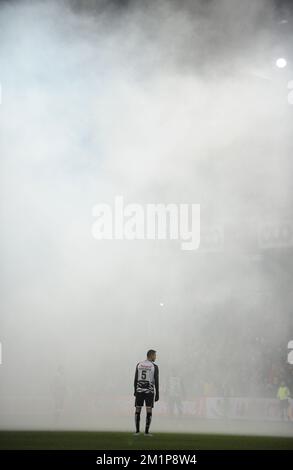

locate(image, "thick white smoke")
[[0, 0, 292, 434]]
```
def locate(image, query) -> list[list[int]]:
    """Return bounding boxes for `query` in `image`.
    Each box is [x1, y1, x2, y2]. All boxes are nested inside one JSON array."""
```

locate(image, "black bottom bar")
[[0, 450, 292, 467]]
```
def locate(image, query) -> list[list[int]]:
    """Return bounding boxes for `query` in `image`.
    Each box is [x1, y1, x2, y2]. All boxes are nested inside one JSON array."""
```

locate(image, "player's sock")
[[145, 411, 152, 434], [135, 409, 141, 433]]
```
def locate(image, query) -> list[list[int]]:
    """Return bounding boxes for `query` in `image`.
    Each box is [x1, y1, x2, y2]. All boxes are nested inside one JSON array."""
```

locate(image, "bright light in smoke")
[[276, 58, 287, 68], [159, 302, 164, 307]]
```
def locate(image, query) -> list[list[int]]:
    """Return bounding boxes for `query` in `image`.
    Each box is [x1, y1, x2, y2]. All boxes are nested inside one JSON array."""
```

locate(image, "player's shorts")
[[135, 392, 154, 408]]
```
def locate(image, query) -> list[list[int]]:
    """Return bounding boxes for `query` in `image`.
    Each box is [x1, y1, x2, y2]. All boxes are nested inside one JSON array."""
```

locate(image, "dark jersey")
[[134, 360, 159, 398]]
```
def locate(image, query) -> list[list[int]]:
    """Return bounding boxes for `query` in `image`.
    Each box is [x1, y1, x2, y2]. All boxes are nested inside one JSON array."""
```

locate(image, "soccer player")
[[133, 349, 159, 436], [53, 365, 67, 424], [277, 381, 290, 420], [167, 372, 184, 416]]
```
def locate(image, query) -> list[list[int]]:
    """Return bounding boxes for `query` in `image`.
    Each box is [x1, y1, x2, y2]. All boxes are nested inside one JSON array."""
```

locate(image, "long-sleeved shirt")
[[134, 360, 159, 398], [277, 386, 290, 400]]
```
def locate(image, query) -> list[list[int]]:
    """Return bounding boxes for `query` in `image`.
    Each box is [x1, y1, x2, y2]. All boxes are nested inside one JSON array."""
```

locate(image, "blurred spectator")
[[166, 373, 184, 416], [277, 381, 290, 421]]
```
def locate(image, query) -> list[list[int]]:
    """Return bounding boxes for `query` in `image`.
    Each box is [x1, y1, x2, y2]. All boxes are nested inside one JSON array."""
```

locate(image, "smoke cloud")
[[0, 0, 292, 434]]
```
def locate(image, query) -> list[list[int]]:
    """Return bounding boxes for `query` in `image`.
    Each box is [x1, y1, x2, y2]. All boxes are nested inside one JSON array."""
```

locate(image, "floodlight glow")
[[276, 58, 287, 68]]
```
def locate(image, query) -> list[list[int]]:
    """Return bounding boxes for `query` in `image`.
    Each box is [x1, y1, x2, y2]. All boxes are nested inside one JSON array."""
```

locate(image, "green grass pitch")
[[0, 431, 292, 450]]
